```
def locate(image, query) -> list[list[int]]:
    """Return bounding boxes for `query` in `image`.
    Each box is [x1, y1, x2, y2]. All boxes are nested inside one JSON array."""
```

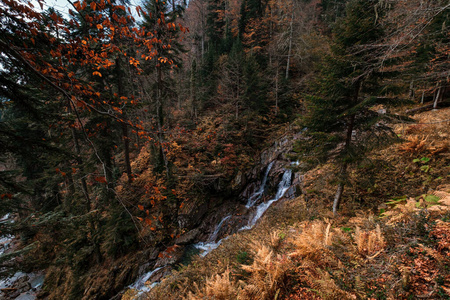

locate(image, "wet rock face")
[[231, 171, 246, 192], [0, 272, 45, 300], [154, 246, 185, 268], [175, 228, 201, 245], [177, 200, 208, 230]]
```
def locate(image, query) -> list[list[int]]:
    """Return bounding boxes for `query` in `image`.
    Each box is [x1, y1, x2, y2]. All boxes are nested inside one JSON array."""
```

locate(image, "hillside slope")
[[125, 107, 450, 300]]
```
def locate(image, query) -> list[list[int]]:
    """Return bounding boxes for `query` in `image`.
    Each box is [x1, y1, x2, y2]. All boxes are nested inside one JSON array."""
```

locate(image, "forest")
[[0, 0, 449, 299]]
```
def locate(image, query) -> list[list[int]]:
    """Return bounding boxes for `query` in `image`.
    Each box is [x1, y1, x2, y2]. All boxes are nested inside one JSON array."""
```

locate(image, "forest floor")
[[123, 107, 450, 300]]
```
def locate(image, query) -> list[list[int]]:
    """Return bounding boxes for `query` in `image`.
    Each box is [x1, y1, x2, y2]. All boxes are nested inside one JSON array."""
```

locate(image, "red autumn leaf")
[[94, 176, 107, 183], [138, 204, 144, 211], [136, 6, 141, 17]]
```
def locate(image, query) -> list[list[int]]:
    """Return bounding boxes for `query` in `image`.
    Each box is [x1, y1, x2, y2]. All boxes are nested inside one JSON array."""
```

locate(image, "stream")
[[127, 162, 294, 297], [0, 215, 45, 300]]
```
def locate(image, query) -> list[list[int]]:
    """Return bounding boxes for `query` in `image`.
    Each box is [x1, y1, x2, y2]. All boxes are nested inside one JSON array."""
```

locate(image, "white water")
[[240, 169, 292, 231], [0, 235, 13, 256], [208, 215, 231, 242], [245, 162, 274, 208], [127, 163, 294, 296], [128, 267, 162, 296], [0, 213, 44, 300], [194, 237, 229, 257], [130, 214, 234, 294], [194, 214, 231, 257]]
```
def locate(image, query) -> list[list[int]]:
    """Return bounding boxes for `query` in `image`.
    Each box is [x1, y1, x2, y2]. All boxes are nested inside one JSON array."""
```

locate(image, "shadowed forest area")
[[0, 0, 449, 299]]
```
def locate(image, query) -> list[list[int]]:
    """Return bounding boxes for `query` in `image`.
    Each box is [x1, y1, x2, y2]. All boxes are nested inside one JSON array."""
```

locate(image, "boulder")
[[175, 228, 200, 245]]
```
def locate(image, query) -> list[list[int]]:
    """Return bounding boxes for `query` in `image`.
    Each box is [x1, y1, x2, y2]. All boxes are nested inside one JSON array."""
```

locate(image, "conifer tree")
[[296, 0, 398, 215]]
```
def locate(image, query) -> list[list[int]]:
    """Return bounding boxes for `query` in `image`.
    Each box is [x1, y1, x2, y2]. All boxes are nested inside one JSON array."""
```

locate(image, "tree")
[[296, 0, 398, 215], [0, 0, 174, 285]]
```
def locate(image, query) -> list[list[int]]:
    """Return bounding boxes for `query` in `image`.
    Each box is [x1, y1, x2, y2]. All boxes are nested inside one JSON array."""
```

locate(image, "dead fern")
[[269, 230, 283, 252], [238, 242, 292, 300], [353, 224, 386, 257], [307, 269, 356, 300], [289, 221, 335, 264], [398, 135, 428, 155], [186, 268, 238, 300]]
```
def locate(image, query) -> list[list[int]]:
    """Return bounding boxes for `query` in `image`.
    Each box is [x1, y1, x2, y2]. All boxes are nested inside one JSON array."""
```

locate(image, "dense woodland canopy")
[[0, 0, 449, 298]]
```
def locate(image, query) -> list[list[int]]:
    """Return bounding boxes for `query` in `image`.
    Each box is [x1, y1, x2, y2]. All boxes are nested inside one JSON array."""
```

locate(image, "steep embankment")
[[124, 107, 449, 299]]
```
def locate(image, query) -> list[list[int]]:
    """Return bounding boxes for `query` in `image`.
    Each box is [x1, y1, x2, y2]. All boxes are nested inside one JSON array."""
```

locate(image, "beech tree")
[[0, 0, 176, 282]]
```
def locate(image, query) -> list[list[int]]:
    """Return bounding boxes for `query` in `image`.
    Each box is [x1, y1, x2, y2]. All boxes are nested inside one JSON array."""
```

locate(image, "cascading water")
[[209, 215, 231, 242], [240, 169, 292, 231], [126, 163, 294, 296], [246, 162, 274, 208], [0, 214, 45, 300], [127, 267, 163, 296], [194, 214, 231, 257]]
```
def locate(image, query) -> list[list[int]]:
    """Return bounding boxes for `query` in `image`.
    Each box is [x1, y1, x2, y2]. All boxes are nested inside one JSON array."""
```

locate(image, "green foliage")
[[236, 250, 251, 264], [295, 0, 398, 170]]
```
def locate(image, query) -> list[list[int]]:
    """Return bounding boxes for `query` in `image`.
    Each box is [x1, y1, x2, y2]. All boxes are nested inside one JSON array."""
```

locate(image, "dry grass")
[[238, 242, 292, 300], [136, 108, 450, 300], [289, 220, 335, 263], [186, 268, 237, 300], [353, 224, 385, 257], [396, 107, 450, 157]]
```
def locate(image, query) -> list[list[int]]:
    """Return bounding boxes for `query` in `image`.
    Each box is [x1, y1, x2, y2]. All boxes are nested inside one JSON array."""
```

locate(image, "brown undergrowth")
[[142, 189, 450, 300], [131, 108, 450, 300]]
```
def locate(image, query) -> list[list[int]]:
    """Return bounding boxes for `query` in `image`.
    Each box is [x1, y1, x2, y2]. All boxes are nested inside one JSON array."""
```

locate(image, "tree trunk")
[[285, 12, 294, 80], [116, 56, 132, 184], [122, 121, 132, 184], [333, 181, 345, 215], [433, 85, 441, 109], [69, 112, 91, 212], [156, 65, 170, 178], [275, 66, 279, 115], [409, 80, 415, 100], [333, 114, 354, 216]]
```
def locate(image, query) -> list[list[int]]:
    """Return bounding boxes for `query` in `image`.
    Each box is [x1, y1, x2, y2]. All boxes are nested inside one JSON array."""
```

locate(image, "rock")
[[285, 186, 296, 199], [175, 228, 200, 245], [154, 246, 185, 268], [29, 273, 45, 290], [177, 201, 208, 230], [240, 182, 258, 201], [143, 248, 160, 261], [231, 171, 245, 191], [148, 266, 172, 283], [15, 292, 36, 300]]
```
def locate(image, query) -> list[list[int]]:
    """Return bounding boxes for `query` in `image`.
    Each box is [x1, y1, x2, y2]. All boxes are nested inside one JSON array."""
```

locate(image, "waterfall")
[[241, 169, 292, 231], [126, 164, 294, 296], [128, 267, 163, 295], [208, 215, 231, 242], [246, 161, 274, 208], [194, 214, 231, 257]]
